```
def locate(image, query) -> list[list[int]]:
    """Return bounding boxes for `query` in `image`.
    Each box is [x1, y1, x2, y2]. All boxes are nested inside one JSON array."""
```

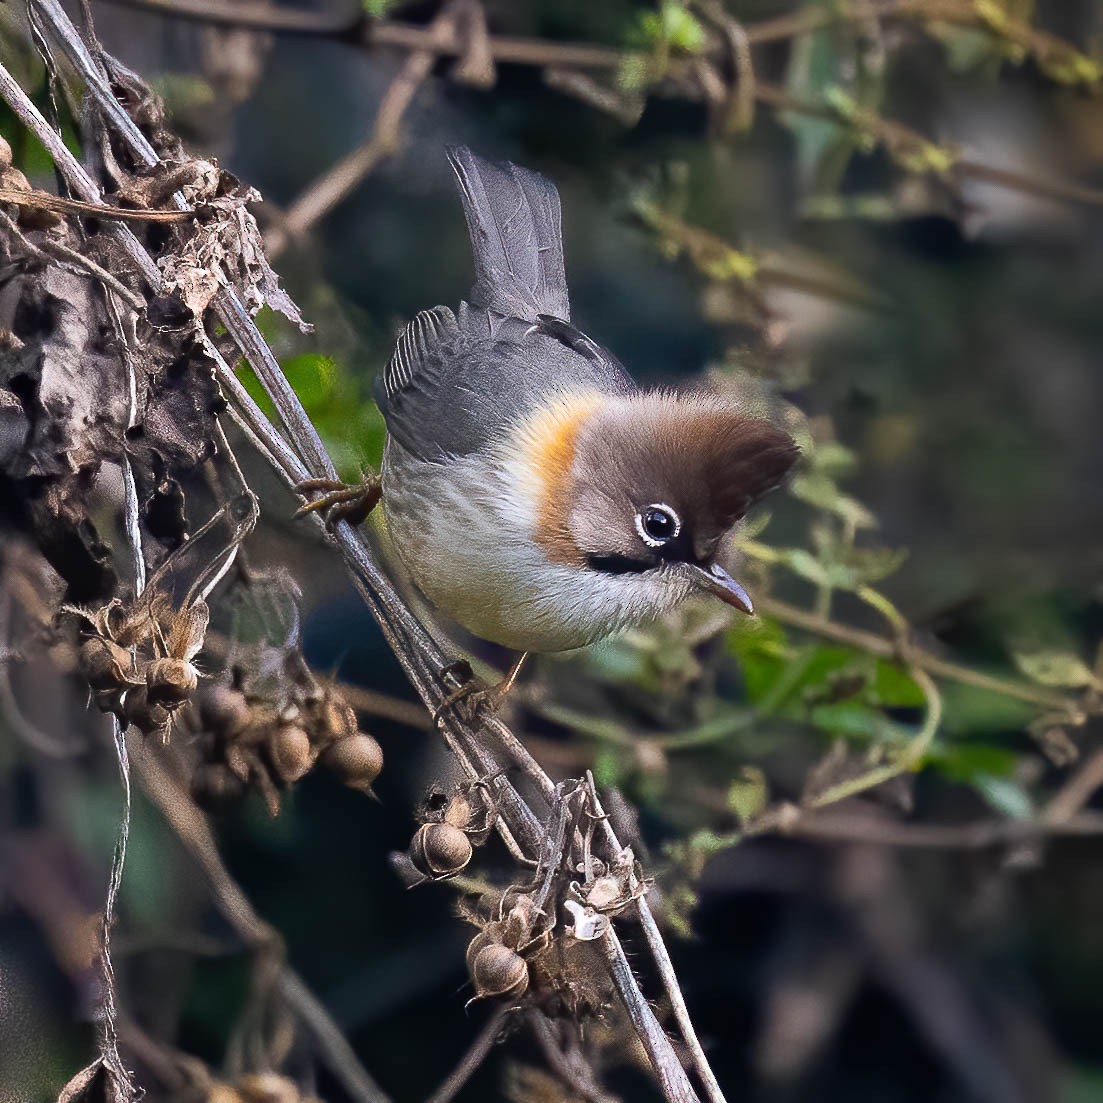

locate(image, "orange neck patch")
[[518, 393, 604, 566]]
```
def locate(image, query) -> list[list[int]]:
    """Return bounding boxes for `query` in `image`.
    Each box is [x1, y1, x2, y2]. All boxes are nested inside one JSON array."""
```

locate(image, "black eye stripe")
[[586, 553, 654, 575]]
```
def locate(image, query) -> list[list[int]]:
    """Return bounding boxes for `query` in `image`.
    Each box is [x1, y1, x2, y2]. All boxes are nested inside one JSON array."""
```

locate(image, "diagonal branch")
[[266, 3, 465, 259], [1, 6, 721, 1102]]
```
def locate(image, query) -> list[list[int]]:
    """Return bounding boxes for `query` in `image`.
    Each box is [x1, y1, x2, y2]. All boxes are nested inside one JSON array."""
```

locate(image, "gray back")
[[375, 149, 633, 460]]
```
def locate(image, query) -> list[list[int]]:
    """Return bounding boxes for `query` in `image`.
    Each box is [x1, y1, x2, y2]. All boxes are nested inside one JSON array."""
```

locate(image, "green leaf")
[[727, 767, 768, 825], [790, 472, 878, 530], [931, 740, 1021, 783], [1011, 647, 1098, 689], [970, 772, 1034, 820], [810, 440, 859, 476], [638, 3, 706, 54], [939, 683, 1037, 737], [728, 616, 791, 701], [871, 660, 926, 708], [777, 547, 832, 587], [1061, 1065, 1103, 1103], [808, 701, 913, 744], [783, 25, 854, 190]]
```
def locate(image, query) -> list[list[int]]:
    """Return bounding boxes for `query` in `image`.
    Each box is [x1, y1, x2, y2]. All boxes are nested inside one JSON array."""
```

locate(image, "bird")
[[299, 147, 798, 679]]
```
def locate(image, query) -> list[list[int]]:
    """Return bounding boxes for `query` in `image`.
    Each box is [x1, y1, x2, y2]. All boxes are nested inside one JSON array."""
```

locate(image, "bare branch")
[[759, 596, 1086, 718], [424, 1005, 512, 1103], [2, 7, 718, 1100], [0, 186, 196, 222], [131, 737, 391, 1103], [267, 3, 465, 258]]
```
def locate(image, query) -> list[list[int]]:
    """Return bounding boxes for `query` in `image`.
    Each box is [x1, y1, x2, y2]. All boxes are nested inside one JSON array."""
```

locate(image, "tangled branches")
[[0, 3, 727, 1101]]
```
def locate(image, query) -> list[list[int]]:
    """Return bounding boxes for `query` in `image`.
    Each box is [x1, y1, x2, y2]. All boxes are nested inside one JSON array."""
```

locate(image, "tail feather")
[[446, 146, 570, 323]]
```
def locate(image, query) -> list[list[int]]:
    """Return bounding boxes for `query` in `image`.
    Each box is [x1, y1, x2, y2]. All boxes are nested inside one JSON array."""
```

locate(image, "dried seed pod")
[[586, 875, 625, 912], [79, 637, 133, 691], [206, 1083, 243, 1103], [146, 657, 199, 705], [409, 822, 472, 879], [190, 761, 246, 810], [1, 166, 30, 192], [502, 895, 538, 948], [198, 684, 251, 737], [236, 1072, 301, 1103], [470, 943, 528, 1001], [122, 685, 171, 736], [319, 733, 383, 790], [317, 695, 358, 743], [443, 791, 474, 830], [465, 928, 499, 974], [267, 724, 314, 784]]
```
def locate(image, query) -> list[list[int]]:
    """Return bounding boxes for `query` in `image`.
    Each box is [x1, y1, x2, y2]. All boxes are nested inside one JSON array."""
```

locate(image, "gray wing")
[[447, 146, 570, 323], [375, 308, 633, 461]]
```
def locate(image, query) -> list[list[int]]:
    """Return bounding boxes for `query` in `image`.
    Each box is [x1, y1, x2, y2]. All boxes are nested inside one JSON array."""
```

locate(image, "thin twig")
[[776, 806, 1103, 848], [529, 1013, 619, 1103], [1042, 749, 1103, 825], [424, 1005, 511, 1103], [0, 207, 148, 310], [586, 773, 726, 1103], [758, 595, 1085, 717], [0, 186, 196, 221], [806, 666, 942, 807], [131, 737, 391, 1103], [266, 3, 463, 258], [8, 8, 720, 1097]]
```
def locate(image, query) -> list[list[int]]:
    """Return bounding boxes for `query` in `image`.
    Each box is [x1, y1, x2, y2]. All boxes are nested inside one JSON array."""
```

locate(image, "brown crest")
[[566, 393, 799, 565]]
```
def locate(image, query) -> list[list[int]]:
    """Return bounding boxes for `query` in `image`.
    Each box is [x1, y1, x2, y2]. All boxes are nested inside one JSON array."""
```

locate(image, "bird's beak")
[[685, 562, 755, 615]]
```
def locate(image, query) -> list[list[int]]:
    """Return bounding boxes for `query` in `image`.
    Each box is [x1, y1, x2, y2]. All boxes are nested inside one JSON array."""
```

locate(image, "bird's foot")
[[294, 474, 381, 530], [433, 654, 528, 727]]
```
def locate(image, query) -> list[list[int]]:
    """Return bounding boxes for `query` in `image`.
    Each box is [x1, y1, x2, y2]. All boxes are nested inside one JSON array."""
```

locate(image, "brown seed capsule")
[[198, 684, 251, 737], [409, 822, 472, 879], [122, 685, 171, 736], [236, 1072, 300, 1103], [146, 657, 199, 705], [443, 791, 474, 830], [318, 695, 358, 743], [465, 928, 498, 974], [205, 1083, 243, 1103], [190, 761, 246, 810], [319, 733, 383, 790], [267, 725, 314, 784], [470, 943, 529, 1001], [1, 166, 30, 192], [586, 875, 625, 912], [79, 637, 133, 691]]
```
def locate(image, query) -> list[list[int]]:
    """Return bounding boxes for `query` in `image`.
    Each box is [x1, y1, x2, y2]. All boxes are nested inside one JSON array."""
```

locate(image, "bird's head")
[[522, 392, 799, 617]]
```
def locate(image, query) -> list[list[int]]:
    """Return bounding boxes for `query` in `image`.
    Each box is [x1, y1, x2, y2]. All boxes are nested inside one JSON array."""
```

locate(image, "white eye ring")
[[635, 503, 681, 547]]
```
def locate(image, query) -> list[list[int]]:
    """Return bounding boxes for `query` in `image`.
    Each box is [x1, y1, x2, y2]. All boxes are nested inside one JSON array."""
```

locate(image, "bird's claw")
[[432, 656, 527, 727], [433, 661, 488, 726], [294, 475, 381, 530]]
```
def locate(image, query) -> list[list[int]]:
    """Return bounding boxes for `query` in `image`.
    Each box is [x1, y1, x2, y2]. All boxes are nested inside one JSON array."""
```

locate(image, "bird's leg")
[[433, 653, 529, 727], [294, 472, 381, 529]]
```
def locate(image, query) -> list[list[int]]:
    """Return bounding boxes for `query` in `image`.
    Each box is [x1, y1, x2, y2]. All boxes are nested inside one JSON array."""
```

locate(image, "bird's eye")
[[636, 504, 681, 547]]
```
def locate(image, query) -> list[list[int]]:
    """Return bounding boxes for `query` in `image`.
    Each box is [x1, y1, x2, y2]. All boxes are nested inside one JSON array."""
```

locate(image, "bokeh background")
[[2, 2, 1103, 1101]]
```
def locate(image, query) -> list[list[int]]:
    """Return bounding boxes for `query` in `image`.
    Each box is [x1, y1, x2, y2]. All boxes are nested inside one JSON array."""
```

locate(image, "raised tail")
[[446, 146, 570, 323]]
